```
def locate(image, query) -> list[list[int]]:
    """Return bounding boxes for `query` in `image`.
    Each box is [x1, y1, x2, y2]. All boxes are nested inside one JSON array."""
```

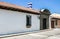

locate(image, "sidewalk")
[[0, 29, 52, 38], [0, 28, 60, 39]]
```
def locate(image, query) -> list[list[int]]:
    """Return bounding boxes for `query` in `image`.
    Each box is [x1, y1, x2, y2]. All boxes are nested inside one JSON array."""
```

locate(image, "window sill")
[[26, 26, 31, 28]]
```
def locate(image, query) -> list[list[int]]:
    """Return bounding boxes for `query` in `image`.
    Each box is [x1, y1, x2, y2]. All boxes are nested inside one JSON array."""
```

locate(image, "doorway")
[[51, 21, 54, 28], [43, 18, 47, 29]]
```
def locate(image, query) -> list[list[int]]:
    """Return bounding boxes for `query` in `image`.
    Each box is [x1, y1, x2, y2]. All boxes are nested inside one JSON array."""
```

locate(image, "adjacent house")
[[50, 13, 60, 29], [0, 2, 51, 35]]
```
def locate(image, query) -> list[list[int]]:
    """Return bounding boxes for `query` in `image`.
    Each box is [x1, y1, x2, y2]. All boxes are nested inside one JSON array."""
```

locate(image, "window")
[[26, 15, 31, 28]]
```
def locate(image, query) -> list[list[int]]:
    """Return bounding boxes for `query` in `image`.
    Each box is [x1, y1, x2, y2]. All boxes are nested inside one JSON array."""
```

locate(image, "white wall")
[[49, 16, 51, 29], [0, 9, 40, 35]]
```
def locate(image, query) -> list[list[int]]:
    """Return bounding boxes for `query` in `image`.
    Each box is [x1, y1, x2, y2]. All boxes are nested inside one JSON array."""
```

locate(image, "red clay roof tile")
[[0, 2, 40, 14]]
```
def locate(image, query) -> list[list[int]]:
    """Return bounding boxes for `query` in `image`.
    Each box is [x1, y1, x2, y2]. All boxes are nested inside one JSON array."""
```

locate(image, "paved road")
[[1, 28, 60, 39]]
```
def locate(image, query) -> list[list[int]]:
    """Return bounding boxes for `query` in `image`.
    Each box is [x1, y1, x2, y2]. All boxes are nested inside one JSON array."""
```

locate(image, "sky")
[[0, 0, 60, 14]]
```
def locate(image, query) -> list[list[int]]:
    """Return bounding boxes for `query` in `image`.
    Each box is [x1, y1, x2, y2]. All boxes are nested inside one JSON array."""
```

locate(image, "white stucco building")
[[0, 2, 40, 35], [0, 2, 51, 36]]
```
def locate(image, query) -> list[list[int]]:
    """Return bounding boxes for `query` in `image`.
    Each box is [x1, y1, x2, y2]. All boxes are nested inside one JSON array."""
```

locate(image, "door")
[[43, 18, 47, 29], [51, 21, 54, 28]]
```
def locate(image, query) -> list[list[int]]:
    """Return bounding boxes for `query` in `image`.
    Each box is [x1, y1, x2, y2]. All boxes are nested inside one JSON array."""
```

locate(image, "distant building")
[[50, 13, 60, 29]]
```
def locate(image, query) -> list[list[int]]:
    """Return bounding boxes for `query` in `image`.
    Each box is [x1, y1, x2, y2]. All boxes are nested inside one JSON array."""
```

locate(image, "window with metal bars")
[[26, 15, 31, 28]]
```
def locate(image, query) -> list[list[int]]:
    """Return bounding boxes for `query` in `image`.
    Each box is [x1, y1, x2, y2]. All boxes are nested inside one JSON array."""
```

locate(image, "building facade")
[[50, 13, 60, 29], [0, 2, 51, 35], [0, 2, 40, 35], [40, 9, 51, 30]]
